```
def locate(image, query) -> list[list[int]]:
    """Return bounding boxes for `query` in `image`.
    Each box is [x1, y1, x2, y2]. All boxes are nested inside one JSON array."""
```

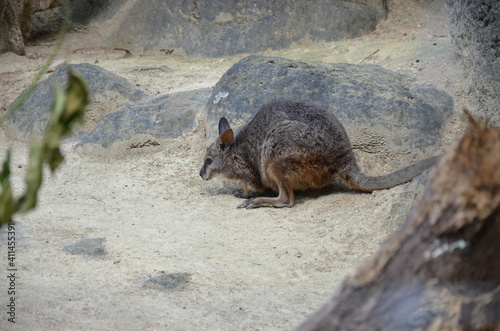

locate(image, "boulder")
[[445, 0, 500, 126], [76, 88, 212, 149], [7, 63, 150, 139], [62, 0, 386, 57], [204, 56, 453, 168], [7, 62, 211, 153]]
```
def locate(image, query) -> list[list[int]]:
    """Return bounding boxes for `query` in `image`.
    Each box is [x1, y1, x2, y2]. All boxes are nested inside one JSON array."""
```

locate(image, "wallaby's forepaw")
[[234, 191, 250, 199]]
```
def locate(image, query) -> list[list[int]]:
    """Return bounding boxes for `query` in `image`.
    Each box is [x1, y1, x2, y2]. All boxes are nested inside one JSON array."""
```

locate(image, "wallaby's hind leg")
[[237, 179, 294, 209]]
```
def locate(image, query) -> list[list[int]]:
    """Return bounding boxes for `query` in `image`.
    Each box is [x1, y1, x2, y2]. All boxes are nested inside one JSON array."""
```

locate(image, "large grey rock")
[[445, 0, 499, 126], [7, 63, 150, 139], [61, 0, 386, 57], [76, 88, 212, 148], [205, 56, 453, 166]]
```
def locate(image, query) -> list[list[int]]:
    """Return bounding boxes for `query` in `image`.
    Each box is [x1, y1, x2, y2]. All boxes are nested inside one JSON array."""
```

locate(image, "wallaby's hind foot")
[[237, 196, 294, 209], [237, 181, 294, 209]]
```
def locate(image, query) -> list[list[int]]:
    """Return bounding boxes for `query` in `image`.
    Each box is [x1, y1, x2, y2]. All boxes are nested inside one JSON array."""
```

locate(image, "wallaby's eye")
[[205, 158, 212, 166]]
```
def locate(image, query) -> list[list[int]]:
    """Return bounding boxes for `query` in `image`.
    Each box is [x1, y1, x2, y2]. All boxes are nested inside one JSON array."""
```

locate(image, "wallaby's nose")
[[199, 168, 206, 180]]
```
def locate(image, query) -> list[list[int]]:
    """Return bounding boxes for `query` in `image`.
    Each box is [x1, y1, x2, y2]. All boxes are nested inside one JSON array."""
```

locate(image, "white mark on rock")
[[424, 239, 469, 260], [213, 91, 229, 104]]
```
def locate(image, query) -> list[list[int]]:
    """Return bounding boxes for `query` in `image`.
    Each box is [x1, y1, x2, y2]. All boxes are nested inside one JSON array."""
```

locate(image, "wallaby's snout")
[[199, 157, 212, 180]]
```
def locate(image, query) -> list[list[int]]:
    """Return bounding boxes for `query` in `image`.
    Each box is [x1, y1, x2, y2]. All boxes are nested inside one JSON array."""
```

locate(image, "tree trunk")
[[296, 112, 500, 330], [0, 0, 73, 55]]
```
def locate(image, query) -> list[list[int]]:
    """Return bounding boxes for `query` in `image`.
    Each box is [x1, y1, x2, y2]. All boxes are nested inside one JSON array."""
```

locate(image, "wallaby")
[[199, 100, 441, 209]]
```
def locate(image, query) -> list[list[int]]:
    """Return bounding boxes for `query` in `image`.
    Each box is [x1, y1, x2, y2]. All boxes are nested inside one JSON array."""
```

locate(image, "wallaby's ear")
[[218, 117, 231, 135], [219, 129, 234, 149]]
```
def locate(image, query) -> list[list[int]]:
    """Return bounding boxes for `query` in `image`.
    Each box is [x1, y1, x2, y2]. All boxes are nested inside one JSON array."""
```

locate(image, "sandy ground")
[[0, 1, 472, 330]]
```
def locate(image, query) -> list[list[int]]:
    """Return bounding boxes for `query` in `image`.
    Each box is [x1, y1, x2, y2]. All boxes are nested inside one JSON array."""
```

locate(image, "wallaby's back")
[[234, 99, 355, 170]]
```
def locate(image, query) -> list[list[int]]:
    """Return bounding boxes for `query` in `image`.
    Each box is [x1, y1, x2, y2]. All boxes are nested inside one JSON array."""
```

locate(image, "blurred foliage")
[[0, 8, 87, 227], [0, 71, 89, 226]]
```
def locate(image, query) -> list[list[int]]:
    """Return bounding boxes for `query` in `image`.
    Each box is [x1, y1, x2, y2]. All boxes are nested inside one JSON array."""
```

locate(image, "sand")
[[0, 1, 471, 330]]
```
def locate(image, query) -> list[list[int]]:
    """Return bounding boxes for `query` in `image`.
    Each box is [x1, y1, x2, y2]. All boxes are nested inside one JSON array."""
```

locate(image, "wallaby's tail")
[[343, 155, 442, 192]]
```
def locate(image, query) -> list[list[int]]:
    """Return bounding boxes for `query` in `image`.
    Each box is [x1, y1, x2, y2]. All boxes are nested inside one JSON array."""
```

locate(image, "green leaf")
[[44, 71, 89, 171], [63, 70, 89, 126], [18, 142, 44, 213], [44, 87, 67, 171], [0, 151, 15, 225], [45, 147, 65, 172]]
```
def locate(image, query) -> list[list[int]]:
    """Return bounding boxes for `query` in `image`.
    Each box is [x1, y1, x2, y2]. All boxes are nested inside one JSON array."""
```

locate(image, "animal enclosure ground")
[[0, 1, 472, 330]]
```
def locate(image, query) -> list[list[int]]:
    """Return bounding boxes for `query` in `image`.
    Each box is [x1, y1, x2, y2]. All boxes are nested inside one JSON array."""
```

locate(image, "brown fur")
[[200, 100, 440, 208]]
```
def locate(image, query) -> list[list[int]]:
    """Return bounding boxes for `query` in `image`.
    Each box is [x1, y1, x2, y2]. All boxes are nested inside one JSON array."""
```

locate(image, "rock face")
[[64, 0, 386, 57], [76, 88, 211, 148], [7, 63, 150, 139], [205, 56, 453, 166], [64, 0, 127, 25], [0, 0, 74, 54], [445, 0, 500, 125], [0, 0, 32, 55]]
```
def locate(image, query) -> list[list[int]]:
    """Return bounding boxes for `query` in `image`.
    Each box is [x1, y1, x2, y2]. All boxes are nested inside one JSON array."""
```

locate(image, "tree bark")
[[0, 0, 73, 55], [296, 112, 500, 330]]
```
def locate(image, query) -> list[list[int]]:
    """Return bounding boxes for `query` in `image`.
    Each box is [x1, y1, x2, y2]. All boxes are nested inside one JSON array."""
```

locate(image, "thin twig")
[[360, 49, 380, 64], [114, 47, 132, 56]]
